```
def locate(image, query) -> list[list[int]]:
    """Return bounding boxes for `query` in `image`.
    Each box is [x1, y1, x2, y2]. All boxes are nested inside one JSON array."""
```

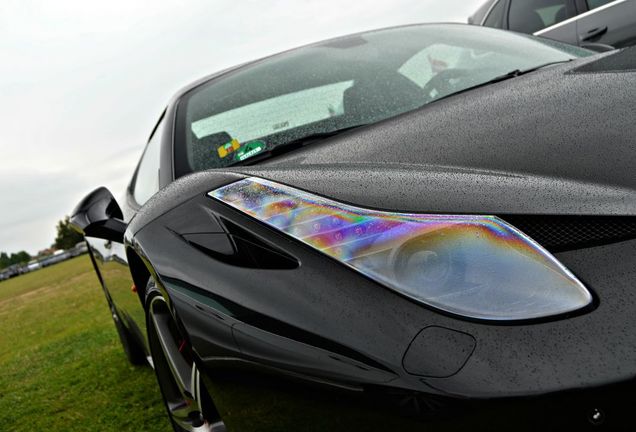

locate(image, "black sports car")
[[71, 24, 636, 431]]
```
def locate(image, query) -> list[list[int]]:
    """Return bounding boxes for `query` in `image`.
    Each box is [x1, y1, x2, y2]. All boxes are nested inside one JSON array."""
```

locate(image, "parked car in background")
[[27, 260, 42, 272], [470, 0, 636, 50], [70, 241, 89, 257], [0, 264, 27, 279], [0, 248, 82, 281], [40, 249, 72, 268]]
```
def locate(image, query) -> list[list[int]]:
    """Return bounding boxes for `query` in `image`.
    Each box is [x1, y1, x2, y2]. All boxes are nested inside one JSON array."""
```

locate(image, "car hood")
[[229, 162, 635, 215]]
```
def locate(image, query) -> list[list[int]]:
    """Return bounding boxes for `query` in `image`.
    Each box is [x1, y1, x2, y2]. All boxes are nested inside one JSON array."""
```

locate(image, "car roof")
[[468, 0, 498, 25]]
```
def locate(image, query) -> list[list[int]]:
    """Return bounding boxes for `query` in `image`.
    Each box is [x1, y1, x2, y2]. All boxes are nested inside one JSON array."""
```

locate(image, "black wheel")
[[145, 280, 226, 432], [111, 305, 147, 365]]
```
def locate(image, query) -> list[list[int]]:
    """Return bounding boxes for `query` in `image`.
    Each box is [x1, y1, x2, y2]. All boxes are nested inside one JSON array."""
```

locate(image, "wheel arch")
[[126, 247, 152, 308], [125, 242, 194, 349]]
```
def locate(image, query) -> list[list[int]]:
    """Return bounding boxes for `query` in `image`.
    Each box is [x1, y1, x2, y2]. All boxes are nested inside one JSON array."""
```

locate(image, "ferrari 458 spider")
[[71, 24, 636, 431]]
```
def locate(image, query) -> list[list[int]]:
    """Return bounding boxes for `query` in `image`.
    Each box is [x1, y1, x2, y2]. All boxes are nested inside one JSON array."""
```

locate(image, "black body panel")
[[76, 28, 636, 430], [128, 179, 636, 400], [573, 45, 636, 72]]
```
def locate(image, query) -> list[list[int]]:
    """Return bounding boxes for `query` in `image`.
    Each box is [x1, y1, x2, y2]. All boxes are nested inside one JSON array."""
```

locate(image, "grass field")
[[0, 255, 460, 432], [0, 256, 171, 431]]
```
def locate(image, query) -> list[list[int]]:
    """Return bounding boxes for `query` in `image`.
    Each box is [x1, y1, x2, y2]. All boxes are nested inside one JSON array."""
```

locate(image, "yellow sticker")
[[218, 138, 240, 158]]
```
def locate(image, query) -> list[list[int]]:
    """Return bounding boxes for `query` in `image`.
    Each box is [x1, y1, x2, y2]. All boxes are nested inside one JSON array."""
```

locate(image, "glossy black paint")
[[74, 27, 636, 430], [70, 187, 126, 242], [128, 177, 636, 396], [126, 176, 636, 429], [70, 186, 149, 358]]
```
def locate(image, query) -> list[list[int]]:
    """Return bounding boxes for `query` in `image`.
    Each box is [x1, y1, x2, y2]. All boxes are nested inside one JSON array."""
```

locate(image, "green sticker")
[[235, 140, 265, 162]]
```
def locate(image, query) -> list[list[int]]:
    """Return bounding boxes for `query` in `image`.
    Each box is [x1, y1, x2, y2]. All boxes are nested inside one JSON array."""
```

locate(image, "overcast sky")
[[0, 0, 481, 255]]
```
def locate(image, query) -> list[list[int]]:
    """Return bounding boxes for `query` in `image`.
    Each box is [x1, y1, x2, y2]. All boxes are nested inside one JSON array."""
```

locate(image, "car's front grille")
[[500, 215, 636, 253]]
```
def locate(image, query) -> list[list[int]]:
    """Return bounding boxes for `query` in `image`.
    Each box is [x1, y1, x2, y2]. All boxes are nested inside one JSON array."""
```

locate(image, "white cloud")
[[0, 0, 482, 254]]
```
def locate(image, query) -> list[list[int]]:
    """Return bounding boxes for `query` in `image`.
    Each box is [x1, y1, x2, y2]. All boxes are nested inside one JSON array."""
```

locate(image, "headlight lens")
[[210, 177, 592, 321]]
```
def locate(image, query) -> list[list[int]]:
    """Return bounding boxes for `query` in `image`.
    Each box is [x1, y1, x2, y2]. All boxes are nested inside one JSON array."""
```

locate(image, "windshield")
[[175, 24, 591, 175]]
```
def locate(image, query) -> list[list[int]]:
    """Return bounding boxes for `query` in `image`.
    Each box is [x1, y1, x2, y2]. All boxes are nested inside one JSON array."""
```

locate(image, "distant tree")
[[0, 252, 8, 269], [0, 250, 31, 270], [11, 251, 31, 264], [53, 216, 83, 250]]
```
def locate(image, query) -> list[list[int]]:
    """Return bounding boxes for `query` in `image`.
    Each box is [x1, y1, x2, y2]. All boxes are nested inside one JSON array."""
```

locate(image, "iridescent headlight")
[[210, 177, 592, 321]]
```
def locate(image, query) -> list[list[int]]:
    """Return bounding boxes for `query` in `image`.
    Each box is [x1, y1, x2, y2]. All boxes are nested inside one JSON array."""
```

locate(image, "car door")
[[505, 0, 579, 44], [481, 0, 508, 29], [575, 0, 636, 48], [87, 113, 165, 352]]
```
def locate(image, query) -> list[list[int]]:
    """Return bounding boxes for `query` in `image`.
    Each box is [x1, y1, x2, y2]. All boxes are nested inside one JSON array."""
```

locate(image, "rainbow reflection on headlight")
[[210, 177, 592, 321]]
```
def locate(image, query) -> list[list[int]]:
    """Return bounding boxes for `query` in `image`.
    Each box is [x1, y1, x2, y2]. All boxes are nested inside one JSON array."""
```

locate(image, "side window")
[[484, 0, 507, 28], [587, 0, 614, 10], [509, 0, 573, 34], [132, 115, 165, 205]]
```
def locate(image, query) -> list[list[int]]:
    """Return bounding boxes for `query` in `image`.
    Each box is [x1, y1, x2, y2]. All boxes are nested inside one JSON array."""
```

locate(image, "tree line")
[[0, 216, 83, 270], [0, 251, 31, 270]]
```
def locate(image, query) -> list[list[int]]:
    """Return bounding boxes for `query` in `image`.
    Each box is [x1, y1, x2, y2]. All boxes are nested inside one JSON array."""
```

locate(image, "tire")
[[145, 279, 226, 432], [111, 306, 147, 365]]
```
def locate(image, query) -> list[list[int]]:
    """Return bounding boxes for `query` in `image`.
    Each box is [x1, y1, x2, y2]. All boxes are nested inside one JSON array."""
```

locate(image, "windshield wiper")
[[229, 59, 573, 167], [490, 59, 574, 81], [231, 123, 369, 166], [427, 59, 574, 105]]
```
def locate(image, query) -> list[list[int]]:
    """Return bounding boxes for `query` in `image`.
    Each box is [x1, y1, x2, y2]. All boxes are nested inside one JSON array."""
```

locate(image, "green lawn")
[[0, 256, 471, 431], [0, 256, 171, 431], [0, 257, 437, 431]]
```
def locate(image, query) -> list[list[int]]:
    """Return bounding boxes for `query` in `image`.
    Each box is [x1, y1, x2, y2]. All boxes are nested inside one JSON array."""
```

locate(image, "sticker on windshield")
[[235, 140, 265, 162], [218, 138, 240, 158]]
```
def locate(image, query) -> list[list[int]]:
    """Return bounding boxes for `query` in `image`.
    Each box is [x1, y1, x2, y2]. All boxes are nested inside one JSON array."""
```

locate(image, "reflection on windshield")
[[177, 24, 591, 174]]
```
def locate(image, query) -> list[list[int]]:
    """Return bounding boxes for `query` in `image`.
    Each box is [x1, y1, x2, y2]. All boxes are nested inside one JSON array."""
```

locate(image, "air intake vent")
[[570, 46, 636, 74], [500, 215, 636, 253]]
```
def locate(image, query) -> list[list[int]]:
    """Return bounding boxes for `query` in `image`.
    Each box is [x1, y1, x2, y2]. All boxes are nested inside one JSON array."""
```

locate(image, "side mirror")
[[70, 187, 127, 242]]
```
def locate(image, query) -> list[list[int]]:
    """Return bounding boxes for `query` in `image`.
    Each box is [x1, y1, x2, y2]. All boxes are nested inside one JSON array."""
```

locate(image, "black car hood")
[[228, 50, 636, 216], [232, 162, 636, 216]]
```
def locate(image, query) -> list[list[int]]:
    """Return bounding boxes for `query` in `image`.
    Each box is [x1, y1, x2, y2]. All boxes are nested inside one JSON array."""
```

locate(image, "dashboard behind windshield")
[[175, 24, 591, 176]]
